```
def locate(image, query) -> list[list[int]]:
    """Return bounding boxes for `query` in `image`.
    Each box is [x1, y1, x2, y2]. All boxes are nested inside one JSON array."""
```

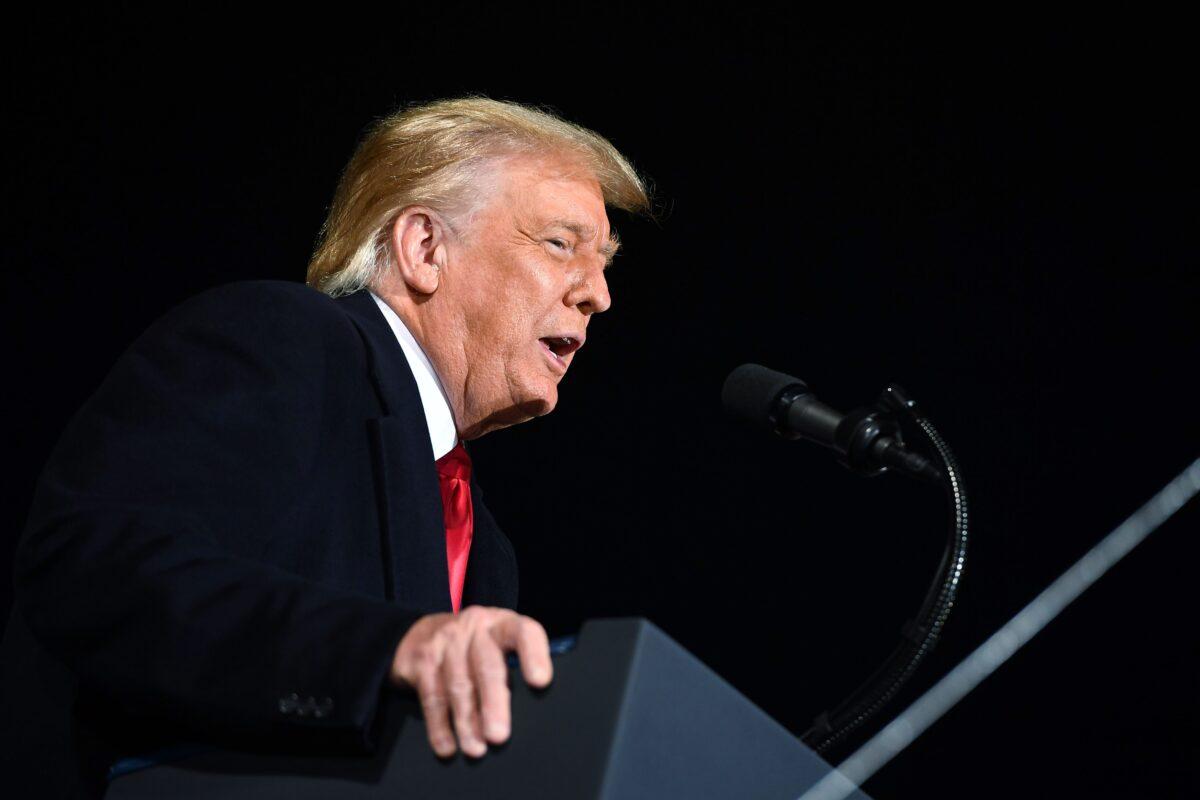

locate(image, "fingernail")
[[487, 720, 509, 741], [434, 737, 455, 756], [464, 737, 487, 758]]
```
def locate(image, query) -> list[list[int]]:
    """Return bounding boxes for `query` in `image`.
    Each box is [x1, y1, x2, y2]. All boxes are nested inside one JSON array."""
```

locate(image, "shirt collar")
[[369, 291, 458, 460]]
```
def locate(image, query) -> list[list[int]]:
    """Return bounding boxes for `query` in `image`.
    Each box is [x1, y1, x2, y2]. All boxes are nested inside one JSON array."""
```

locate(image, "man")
[[1, 97, 649, 798]]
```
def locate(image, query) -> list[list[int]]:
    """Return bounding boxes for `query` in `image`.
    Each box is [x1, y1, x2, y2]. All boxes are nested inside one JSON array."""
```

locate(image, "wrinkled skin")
[[391, 607, 551, 759], [375, 152, 616, 441]]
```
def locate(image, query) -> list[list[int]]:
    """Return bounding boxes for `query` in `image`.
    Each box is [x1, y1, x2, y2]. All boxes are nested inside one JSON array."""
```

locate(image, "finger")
[[491, 614, 553, 689], [442, 626, 486, 758], [391, 614, 452, 689], [469, 631, 512, 745], [414, 662, 456, 758]]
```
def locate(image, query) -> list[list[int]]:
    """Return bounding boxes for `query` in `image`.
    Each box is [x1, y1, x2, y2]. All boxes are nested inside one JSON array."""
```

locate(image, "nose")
[[566, 264, 612, 315]]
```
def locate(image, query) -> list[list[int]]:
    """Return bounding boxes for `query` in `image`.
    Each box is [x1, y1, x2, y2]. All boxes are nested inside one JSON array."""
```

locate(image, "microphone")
[[721, 363, 942, 482]]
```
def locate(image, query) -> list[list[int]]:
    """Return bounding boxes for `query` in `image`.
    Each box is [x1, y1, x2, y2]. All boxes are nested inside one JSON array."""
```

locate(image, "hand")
[[390, 606, 553, 759]]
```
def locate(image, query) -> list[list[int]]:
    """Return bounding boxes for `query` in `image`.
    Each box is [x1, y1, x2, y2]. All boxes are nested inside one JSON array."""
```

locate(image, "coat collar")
[[334, 288, 427, 421]]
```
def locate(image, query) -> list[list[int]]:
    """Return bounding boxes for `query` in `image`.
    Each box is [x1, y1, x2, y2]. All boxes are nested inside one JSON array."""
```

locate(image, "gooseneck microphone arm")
[[721, 365, 969, 754], [801, 386, 968, 753]]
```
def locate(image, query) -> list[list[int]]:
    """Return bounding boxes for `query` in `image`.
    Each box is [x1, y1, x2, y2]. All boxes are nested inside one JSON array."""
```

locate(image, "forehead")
[[492, 154, 609, 230]]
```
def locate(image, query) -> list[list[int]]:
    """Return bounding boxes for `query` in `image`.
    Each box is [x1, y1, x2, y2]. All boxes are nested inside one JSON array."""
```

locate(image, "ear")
[[389, 206, 447, 296]]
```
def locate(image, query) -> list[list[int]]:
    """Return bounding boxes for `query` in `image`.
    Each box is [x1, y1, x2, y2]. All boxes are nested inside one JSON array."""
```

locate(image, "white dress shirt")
[[369, 292, 458, 460]]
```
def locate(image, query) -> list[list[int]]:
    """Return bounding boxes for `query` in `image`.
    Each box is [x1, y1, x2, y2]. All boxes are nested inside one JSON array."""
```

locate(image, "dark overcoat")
[[0, 281, 518, 798]]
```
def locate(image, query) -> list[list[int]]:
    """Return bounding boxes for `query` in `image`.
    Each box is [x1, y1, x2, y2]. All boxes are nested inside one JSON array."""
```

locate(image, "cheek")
[[472, 311, 537, 387], [464, 262, 563, 375], [496, 288, 552, 351]]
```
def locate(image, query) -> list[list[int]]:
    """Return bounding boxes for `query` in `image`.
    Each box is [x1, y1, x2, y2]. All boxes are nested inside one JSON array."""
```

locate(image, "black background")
[[5, 8, 1198, 798]]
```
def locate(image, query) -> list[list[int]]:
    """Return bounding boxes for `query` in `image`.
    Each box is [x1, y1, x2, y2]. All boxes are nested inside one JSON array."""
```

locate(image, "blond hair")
[[306, 97, 650, 297]]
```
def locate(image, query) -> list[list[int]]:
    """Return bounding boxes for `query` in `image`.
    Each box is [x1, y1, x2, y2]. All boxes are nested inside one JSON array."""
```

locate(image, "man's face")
[[435, 154, 615, 438]]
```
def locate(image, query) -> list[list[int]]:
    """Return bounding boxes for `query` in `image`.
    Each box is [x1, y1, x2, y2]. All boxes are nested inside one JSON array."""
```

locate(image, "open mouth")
[[540, 336, 582, 358], [540, 333, 585, 371]]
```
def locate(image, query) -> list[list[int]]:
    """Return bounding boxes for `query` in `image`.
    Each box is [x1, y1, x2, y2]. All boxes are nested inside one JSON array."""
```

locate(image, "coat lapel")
[[335, 289, 452, 613], [461, 479, 519, 609]]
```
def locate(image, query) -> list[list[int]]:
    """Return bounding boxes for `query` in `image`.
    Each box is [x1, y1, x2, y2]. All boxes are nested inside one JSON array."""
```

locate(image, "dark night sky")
[[5, 9, 1198, 798]]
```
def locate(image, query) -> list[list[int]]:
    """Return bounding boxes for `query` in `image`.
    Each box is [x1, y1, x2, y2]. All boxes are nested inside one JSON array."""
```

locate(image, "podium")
[[107, 618, 870, 799]]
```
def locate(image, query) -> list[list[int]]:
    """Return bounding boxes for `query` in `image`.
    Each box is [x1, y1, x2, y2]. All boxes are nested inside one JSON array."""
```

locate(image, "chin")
[[515, 387, 557, 418], [467, 385, 557, 439], [511, 373, 559, 419]]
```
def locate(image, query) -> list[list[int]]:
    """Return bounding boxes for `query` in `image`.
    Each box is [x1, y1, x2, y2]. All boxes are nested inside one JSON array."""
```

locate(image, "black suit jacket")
[[1, 281, 518, 798]]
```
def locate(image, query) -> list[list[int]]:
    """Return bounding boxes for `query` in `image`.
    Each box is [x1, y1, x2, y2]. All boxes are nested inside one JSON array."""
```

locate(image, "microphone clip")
[[836, 384, 941, 483]]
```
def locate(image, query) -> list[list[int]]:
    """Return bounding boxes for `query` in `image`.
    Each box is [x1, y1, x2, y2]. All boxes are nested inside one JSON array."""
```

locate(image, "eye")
[[547, 238, 569, 251]]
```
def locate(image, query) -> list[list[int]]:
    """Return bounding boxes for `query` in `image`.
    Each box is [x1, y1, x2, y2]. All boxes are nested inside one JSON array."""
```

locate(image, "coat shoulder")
[[162, 280, 349, 329], [133, 280, 367, 364]]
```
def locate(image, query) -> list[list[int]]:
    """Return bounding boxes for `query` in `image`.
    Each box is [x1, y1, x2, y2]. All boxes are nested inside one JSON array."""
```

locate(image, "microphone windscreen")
[[721, 364, 807, 431]]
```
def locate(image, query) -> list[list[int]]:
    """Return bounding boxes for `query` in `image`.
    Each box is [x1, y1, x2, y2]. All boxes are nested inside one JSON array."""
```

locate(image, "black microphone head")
[[721, 364, 808, 433]]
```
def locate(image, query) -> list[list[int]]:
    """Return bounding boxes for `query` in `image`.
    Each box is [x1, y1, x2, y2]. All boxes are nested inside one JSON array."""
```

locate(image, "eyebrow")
[[600, 232, 621, 267], [546, 219, 622, 266]]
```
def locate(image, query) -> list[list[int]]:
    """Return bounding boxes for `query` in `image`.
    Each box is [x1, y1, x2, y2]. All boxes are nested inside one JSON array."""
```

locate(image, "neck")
[[370, 279, 474, 436]]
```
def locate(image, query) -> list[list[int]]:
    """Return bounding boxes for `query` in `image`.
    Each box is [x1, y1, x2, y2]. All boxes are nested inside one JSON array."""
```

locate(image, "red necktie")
[[435, 443, 474, 613]]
